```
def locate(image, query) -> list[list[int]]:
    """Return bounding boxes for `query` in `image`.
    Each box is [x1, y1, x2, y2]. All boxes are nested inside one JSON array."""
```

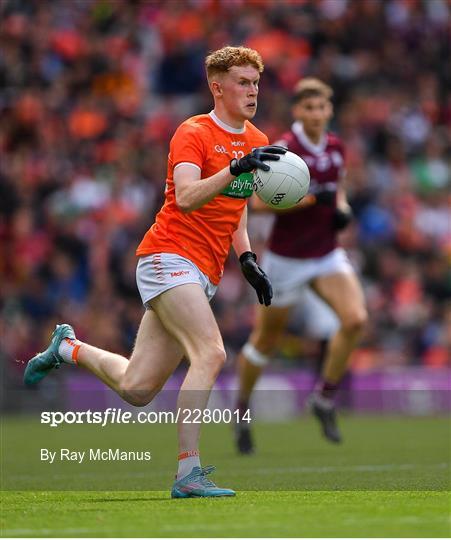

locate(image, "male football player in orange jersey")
[[24, 46, 286, 497], [235, 78, 368, 453]]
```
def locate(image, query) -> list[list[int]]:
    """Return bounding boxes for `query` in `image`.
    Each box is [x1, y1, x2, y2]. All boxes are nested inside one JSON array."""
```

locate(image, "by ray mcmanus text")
[[40, 448, 152, 464]]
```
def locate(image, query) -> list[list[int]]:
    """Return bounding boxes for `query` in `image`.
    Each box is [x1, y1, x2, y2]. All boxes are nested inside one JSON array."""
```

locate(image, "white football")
[[253, 150, 310, 209]]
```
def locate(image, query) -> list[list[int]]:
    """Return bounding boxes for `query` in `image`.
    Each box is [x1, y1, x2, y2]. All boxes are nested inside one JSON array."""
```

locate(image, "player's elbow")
[[176, 199, 189, 213], [175, 192, 196, 213], [177, 200, 195, 213]]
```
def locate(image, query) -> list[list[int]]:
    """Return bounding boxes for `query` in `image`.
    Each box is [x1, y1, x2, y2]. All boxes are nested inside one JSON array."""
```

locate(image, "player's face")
[[292, 96, 332, 138], [217, 65, 260, 124]]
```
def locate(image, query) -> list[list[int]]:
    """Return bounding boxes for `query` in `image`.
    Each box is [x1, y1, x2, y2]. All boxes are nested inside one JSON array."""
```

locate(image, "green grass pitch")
[[1, 415, 450, 537]]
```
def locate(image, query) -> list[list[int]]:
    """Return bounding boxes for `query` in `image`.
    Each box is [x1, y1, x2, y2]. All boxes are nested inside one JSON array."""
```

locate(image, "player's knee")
[[121, 389, 152, 407], [208, 346, 227, 373], [251, 333, 278, 356], [342, 309, 368, 335], [195, 346, 226, 379]]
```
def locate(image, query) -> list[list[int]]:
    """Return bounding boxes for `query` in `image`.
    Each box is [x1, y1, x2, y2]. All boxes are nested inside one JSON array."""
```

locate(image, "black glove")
[[230, 145, 286, 176], [239, 251, 273, 306], [333, 207, 353, 230], [313, 189, 336, 206]]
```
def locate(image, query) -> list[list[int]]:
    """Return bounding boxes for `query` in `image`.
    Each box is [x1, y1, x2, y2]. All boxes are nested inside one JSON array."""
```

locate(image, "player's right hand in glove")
[[239, 251, 273, 306], [230, 145, 286, 176]]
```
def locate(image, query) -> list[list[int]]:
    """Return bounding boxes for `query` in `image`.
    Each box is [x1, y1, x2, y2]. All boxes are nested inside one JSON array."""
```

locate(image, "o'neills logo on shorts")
[[171, 270, 190, 278]]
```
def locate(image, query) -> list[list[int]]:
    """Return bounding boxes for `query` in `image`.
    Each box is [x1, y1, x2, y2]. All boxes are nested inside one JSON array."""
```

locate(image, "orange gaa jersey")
[[136, 112, 268, 285]]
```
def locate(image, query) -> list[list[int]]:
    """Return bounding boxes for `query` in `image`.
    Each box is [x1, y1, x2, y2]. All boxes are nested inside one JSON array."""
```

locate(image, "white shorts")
[[293, 287, 339, 340], [136, 253, 217, 309], [260, 247, 354, 308]]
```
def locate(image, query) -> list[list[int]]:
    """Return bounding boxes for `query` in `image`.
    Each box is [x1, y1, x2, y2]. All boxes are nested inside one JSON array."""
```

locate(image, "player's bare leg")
[[118, 310, 184, 405], [238, 303, 292, 402], [30, 311, 183, 406], [48, 309, 184, 403], [236, 304, 291, 454], [311, 271, 367, 383], [150, 283, 234, 495], [151, 284, 226, 454], [75, 310, 183, 404], [75, 344, 129, 394], [23, 311, 183, 405], [309, 271, 367, 443]]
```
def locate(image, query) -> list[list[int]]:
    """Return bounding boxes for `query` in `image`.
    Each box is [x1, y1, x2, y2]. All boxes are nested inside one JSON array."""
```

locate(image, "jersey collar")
[[209, 111, 246, 134], [292, 121, 327, 154]]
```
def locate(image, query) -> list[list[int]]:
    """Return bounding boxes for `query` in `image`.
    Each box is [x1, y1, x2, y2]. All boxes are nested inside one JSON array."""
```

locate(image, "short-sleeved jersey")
[[136, 112, 268, 284], [268, 121, 345, 259]]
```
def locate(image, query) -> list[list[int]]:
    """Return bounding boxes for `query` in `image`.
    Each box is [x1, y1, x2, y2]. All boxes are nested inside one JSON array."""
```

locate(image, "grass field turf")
[[1, 415, 450, 537], [2, 490, 449, 537]]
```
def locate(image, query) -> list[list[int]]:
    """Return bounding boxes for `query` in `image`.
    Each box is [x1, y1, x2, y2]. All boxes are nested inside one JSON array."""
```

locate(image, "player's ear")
[[209, 78, 223, 98], [326, 100, 333, 119], [291, 100, 302, 120]]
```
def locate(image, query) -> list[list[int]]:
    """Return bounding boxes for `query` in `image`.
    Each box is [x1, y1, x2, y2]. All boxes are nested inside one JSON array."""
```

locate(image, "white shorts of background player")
[[260, 248, 354, 340]]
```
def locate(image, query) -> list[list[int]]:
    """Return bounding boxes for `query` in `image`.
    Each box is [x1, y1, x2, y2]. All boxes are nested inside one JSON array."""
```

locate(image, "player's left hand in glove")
[[313, 189, 336, 206], [333, 206, 353, 230], [302, 188, 336, 207], [239, 251, 273, 306]]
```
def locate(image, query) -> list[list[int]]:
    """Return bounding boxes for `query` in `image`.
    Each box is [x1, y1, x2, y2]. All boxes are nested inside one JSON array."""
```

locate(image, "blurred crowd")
[[1, 0, 450, 389]]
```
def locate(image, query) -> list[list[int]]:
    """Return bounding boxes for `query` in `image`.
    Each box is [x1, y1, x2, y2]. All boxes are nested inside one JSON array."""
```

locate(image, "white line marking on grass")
[[8, 462, 448, 480], [1, 527, 95, 535], [161, 522, 287, 532], [248, 462, 449, 475], [343, 515, 451, 525]]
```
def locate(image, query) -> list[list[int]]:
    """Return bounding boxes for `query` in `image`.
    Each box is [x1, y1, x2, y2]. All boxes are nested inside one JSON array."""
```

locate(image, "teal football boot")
[[24, 324, 76, 385], [171, 466, 236, 498]]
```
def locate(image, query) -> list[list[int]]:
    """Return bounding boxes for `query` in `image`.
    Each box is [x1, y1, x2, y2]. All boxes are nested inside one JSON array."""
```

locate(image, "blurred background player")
[[235, 78, 368, 453], [23, 46, 285, 497]]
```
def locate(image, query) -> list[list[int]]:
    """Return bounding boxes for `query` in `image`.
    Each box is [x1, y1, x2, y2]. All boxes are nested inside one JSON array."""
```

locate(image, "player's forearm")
[[175, 167, 234, 213], [232, 230, 251, 257], [232, 207, 251, 256], [336, 187, 351, 212]]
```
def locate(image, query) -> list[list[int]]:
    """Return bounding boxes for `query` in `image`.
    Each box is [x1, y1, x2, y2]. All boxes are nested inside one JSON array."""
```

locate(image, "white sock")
[[58, 338, 81, 364], [177, 451, 201, 480]]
